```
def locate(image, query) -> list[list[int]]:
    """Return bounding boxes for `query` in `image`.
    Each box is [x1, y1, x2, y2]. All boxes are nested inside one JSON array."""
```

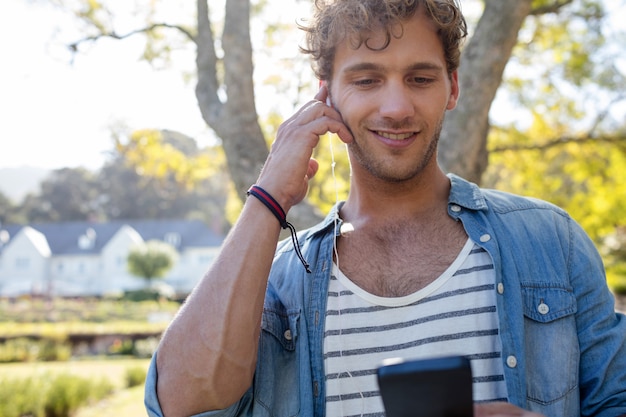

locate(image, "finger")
[[298, 116, 352, 143], [286, 101, 353, 144], [314, 84, 354, 144], [307, 158, 319, 180], [314, 83, 328, 102]]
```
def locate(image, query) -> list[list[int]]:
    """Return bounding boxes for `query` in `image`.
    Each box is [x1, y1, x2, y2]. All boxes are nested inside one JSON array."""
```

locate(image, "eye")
[[354, 78, 377, 87], [411, 77, 434, 85]]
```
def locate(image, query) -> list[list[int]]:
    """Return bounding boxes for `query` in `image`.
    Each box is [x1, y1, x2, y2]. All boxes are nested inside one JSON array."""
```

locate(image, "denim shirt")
[[146, 175, 626, 417]]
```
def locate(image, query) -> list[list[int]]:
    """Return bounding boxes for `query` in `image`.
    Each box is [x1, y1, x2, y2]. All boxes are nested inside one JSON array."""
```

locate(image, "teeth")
[[377, 131, 413, 140]]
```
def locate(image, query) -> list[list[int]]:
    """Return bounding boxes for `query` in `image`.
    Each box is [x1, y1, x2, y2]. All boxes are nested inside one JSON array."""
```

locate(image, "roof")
[[0, 219, 224, 255]]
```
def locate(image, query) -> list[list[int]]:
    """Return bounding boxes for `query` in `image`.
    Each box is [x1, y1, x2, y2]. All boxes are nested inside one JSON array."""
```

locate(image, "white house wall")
[[100, 225, 146, 295], [49, 254, 101, 297], [0, 221, 225, 298], [165, 246, 221, 294], [0, 227, 51, 297]]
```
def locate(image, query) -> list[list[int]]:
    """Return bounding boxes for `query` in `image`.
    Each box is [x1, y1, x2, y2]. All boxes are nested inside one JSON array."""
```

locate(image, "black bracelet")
[[247, 185, 311, 273]]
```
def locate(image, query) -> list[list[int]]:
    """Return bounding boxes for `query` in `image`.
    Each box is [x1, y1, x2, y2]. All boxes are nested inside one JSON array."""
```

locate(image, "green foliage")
[[0, 298, 179, 323], [124, 365, 147, 388], [484, 119, 626, 293], [39, 338, 73, 362], [44, 373, 111, 417], [122, 288, 167, 302], [308, 134, 351, 213], [607, 268, 626, 295], [127, 239, 178, 283], [0, 337, 72, 363], [485, 127, 626, 242], [119, 129, 228, 189], [0, 298, 173, 362], [108, 338, 135, 356], [0, 338, 40, 363], [0, 372, 114, 417], [484, 0, 626, 292], [19, 167, 101, 223], [0, 375, 46, 417], [0, 190, 26, 224], [5, 130, 231, 229]]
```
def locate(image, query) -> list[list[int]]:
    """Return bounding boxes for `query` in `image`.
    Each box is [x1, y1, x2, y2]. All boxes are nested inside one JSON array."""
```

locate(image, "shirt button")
[[506, 355, 518, 368], [497, 283, 504, 294], [284, 329, 292, 341], [450, 205, 462, 213], [480, 234, 491, 243], [538, 303, 550, 315]]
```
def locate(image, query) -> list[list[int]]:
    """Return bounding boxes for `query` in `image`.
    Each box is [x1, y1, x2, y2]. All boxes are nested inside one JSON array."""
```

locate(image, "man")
[[145, 0, 626, 416]]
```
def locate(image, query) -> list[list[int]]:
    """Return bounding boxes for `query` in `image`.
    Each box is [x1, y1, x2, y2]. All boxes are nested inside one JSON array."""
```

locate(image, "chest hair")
[[335, 217, 467, 297]]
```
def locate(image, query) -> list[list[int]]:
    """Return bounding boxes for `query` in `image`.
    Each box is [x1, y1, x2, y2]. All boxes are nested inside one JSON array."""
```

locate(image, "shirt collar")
[[447, 174, 488, 211]]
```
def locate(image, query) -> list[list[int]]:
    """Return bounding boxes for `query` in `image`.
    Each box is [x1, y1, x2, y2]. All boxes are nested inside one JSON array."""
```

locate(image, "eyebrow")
[[342, 61, 444, 74]]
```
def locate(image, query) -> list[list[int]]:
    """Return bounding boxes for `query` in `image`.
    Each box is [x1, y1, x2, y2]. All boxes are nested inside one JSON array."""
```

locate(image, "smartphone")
[[376, 355, 473, 417]]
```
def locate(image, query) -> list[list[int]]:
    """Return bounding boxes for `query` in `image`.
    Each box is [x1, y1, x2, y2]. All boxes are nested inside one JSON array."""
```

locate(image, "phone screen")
[[376, 356, 474, 417]]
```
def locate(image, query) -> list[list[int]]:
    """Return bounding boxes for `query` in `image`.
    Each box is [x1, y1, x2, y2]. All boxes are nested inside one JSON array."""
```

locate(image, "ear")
[[446, 71, 460, 111]]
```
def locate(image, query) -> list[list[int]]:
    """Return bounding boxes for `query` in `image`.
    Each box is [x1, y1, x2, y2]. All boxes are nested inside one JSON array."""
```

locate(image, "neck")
[[340, 165, 451, 227]]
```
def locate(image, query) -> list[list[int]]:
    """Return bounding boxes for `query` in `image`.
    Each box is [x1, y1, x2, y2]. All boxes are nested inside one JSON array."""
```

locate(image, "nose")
[[378, 81, 415, 121]]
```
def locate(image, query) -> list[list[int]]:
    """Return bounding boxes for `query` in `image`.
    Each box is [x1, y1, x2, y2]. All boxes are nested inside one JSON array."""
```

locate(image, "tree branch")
[[68, 22, 196, 51], [490, 133, 626, 153], [588, 95, 626, 137], [195, 0, 222, 124], [529, 0, 575, 16]]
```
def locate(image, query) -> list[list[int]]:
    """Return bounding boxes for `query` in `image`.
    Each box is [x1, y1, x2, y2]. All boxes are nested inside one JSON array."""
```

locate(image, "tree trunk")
[[195, 0, 322, 228], [438, 0, 533, 184], [195, 0, 266, 195]]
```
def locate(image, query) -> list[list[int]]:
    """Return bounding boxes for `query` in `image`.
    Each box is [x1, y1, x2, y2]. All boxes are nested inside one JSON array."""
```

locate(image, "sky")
[[0, 0, 210, 171], [0, 0, 624, 172]]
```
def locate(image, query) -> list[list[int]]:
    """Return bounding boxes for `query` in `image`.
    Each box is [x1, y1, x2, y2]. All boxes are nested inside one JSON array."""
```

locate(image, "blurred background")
[[0, 0, 625, 415]]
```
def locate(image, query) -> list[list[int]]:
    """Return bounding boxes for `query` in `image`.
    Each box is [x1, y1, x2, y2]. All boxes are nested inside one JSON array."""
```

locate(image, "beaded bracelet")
[[247, 185, 311, 273]]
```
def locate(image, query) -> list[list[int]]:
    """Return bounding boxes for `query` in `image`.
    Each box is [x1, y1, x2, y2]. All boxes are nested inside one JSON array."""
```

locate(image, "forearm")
[[156, 197, 281, 417]]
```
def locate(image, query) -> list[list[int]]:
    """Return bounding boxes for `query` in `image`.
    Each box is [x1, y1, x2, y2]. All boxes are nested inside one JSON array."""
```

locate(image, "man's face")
[[329, 11, 459, 184]]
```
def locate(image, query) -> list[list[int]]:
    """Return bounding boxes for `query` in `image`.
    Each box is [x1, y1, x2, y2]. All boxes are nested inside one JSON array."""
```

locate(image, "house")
[[0, 219, 225, 298]]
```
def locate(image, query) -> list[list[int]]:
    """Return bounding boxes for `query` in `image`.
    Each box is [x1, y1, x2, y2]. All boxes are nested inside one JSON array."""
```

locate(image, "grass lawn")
[[1, 358, 151, 417], [1, 358, 150, 388]]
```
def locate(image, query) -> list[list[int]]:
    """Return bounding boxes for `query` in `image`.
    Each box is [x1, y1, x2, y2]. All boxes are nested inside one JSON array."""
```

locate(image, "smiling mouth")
[[376, 131, 415, 140]]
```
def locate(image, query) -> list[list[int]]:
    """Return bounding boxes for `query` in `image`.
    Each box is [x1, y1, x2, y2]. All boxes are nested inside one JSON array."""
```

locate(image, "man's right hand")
[[255, 84, 352, 213]]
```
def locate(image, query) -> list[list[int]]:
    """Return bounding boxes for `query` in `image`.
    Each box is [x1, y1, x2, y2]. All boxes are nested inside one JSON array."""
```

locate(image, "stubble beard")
[[347, 117, 445, 184]]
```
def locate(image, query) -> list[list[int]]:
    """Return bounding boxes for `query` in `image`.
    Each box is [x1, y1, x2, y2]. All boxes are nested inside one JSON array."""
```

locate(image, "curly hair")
[[299, 0, 467, 80]]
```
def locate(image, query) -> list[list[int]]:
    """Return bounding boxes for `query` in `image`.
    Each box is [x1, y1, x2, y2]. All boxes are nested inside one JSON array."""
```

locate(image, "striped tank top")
[[324, 239, 508, 416]]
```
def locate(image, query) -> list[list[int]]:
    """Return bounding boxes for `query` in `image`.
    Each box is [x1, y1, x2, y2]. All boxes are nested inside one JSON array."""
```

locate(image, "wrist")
[[246, 185, 311, 273], [246, 185, 289, 229]]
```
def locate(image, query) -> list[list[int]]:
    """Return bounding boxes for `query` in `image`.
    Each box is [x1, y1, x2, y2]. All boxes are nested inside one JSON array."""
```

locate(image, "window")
[[164, 233, 181, 248]]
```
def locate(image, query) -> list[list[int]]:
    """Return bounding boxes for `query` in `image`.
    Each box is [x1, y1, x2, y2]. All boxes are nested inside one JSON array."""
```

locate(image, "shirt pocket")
[[521, 284, 579, 406], [255, 306, 301, 417]]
